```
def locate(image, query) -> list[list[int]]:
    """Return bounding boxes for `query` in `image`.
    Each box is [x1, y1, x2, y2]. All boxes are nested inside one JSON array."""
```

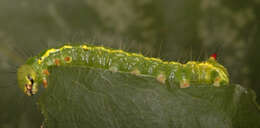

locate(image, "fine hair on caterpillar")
[[17, 44, 230, 96]]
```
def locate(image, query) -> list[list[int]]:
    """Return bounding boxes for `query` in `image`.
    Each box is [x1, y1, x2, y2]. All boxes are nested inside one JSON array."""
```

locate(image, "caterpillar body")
[[17, 45, 229, 96]]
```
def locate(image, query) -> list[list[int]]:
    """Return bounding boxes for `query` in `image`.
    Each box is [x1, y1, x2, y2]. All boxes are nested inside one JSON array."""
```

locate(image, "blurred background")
[[0, 0, 259, 127]]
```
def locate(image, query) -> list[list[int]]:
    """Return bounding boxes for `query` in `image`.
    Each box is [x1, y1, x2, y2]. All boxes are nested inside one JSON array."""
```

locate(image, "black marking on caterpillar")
[[17, 45, 229, 96]]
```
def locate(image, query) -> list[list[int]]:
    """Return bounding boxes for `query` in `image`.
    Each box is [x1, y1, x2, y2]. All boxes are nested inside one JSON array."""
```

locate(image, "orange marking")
[[64, 56, 72, 63], [43, 69, 50, 76], [180, 80, 190, 88], [183, 83, 190, 88], [55, 59, 61, 66], [156, 74, 166, 84], [43, 79, 48, 88]]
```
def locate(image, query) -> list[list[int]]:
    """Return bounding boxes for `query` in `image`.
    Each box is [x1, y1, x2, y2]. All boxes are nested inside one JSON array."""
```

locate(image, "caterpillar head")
[[17, 65, 38, 96]]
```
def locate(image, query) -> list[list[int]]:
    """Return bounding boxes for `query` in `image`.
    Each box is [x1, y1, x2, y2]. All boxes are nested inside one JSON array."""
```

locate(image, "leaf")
[[38, 66, 260, 128]]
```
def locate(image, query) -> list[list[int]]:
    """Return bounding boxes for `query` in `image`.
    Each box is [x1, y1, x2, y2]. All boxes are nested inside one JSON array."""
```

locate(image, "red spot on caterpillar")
[[55, 59, 61, 66], [210, 53, 217, 60], [43, 79, 48, 88], [43, 69, 50, 76], [64, 56, 72, 63]]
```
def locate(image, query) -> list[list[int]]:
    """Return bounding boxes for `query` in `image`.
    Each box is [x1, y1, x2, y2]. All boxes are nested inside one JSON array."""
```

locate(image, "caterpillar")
[[17, 44, 229, 96]]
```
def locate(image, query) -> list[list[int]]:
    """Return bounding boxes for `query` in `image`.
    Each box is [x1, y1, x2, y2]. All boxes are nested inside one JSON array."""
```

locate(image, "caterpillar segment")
[[17, 45, 230, 96]]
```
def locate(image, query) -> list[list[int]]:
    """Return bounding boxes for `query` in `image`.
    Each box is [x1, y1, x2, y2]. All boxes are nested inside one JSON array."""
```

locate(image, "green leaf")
[[38, 66, 260, 128]]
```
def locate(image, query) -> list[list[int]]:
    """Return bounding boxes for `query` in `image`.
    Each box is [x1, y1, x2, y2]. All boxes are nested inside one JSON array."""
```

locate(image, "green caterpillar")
[[17, 45, 229, 96]]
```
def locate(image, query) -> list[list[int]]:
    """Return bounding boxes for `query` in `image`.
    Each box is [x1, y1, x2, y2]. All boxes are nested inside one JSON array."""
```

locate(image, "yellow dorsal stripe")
[[38, 44, 227, 84], [38, 45, 73, 64]]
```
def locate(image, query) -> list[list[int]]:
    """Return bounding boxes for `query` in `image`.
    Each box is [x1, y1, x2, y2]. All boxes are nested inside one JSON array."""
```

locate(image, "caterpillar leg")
[[180, 79, 190, 88], [40, 122, 45, 128], [43, 69, 50, 76], [109, 66, 118, 72], [156, 73, 166, 84], [54, 58, 61, 66], [25, 84, 33, 96], [43, 78, 48, 88], [130, 69, 141, 75], [213, 77, 221, 87], [42, 70, 49, 88]]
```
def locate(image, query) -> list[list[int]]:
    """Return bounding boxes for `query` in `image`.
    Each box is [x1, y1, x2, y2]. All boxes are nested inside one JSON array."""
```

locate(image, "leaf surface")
[[38, 66, 260, 128]]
